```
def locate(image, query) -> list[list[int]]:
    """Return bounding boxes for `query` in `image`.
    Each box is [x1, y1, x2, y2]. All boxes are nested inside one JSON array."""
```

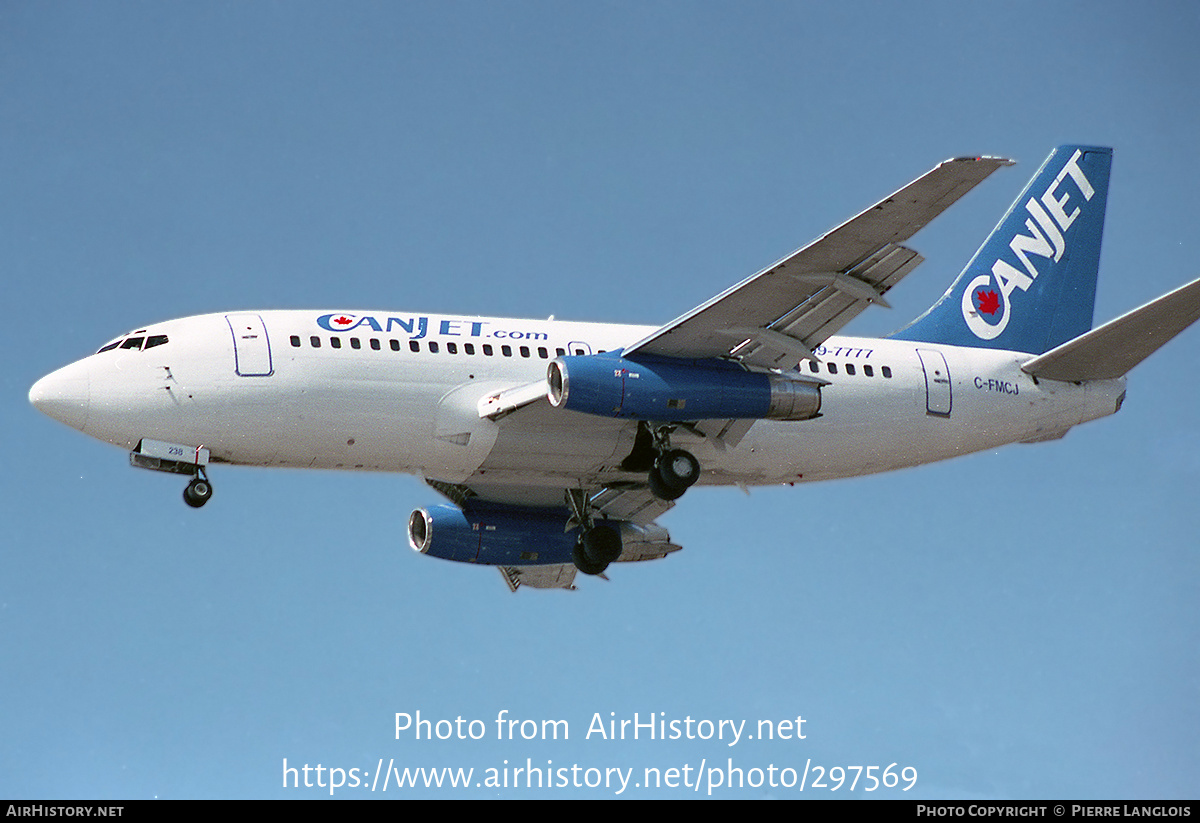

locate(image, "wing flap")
[[499, 564, 578, 592], [590, 485, 675, 524], [732, 244, 924, 368]]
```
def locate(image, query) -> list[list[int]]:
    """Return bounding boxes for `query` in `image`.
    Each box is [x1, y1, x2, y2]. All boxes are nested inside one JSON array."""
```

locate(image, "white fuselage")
[[30, 310, 1127, 497]]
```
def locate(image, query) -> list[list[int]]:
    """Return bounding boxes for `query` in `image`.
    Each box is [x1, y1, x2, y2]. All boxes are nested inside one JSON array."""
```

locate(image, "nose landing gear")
[[129, 440, 215, 509], [183, 470, 213, 508]]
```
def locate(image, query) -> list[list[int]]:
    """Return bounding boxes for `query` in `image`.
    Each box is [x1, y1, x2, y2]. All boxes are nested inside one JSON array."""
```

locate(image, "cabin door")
[[226, 313, 274, 377], [916, 348, 951, 417]]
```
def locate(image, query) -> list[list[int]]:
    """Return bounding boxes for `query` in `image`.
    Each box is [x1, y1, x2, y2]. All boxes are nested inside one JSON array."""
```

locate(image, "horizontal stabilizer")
[[1022, 276, 1200, 381]]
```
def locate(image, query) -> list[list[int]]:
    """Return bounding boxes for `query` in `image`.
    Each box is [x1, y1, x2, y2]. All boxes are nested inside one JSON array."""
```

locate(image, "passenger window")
[[290, 335, 301, 347], [350, 338, 361, 349], [520, 346, 530, 358], [863, 365, 874, 377], [483, 344, 494, 356], [882, 366, 892, 378], [846, 364, 856, 375], [464, 343, 475, 355], [827, 362, 837, 374], [429, 342, 439, 353], [409, 341, 420, 352], [556, 348, 566, 356], [310, 336, 321, 348], [390, 339, 400, 351], [538, 347, 548, 359], [502, 345, 512, 357], [574, 348, 586, 355], [808, 360, 819, 373], [330, 337, 341, 349], [370, 339, 380, 350], [447, 342, 458, 354]]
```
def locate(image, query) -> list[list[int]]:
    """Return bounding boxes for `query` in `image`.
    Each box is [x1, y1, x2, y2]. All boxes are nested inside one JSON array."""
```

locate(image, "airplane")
[[28, 145, 1200, 591]]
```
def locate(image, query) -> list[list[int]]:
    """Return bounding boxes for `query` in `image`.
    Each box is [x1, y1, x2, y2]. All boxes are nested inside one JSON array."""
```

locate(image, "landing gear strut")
[[183, 469, 213, 508]]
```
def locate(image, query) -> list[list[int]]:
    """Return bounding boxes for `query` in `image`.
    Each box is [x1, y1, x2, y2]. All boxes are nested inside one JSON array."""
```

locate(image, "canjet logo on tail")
[[961, 149, 1096, 340]]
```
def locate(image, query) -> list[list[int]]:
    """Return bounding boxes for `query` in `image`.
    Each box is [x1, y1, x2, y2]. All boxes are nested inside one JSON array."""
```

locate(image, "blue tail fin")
[[891, 145, 1112, 354]]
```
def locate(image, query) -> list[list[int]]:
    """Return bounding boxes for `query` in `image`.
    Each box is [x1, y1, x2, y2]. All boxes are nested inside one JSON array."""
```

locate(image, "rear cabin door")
[[226, 313, 274, 377], [916, 348, 951, 417]]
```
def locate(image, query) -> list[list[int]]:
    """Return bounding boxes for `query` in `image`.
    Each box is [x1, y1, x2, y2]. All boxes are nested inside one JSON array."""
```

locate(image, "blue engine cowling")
[[408, 503, 577, 565], [408, 502, 680, 566], [546, 352, 821, 421]]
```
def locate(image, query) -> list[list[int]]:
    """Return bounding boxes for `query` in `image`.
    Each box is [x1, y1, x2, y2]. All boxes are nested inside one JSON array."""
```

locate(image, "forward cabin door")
[[226, 313, 274, 377]]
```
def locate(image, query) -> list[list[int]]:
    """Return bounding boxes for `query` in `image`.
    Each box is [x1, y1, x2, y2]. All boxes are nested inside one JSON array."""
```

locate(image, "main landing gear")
[[565, 490, 623, 576], [572, 523, 621, 576], [648, 448, 700, 501], [183, 469, 214, 508], [621, 423, 702, 502]]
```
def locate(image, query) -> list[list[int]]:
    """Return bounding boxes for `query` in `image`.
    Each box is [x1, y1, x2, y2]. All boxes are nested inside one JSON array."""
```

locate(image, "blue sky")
[[3, 1, 1198, 799]]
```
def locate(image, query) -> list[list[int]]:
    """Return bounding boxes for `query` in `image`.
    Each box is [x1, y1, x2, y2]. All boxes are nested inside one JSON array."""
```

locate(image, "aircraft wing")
[[624, 155, 1014, 368]]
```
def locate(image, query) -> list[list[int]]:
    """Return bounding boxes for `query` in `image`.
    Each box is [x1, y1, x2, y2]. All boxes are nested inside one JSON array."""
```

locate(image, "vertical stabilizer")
[[892, 145, 1112, 354]]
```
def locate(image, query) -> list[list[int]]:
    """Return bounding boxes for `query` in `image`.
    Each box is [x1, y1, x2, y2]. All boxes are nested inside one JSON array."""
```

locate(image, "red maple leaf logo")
[[333, 315, 354, 326], [975, 288, 1000, 316]]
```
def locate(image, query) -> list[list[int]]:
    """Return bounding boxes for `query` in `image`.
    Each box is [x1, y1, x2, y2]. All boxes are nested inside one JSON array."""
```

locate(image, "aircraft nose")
[[29, 360, 91, 432]]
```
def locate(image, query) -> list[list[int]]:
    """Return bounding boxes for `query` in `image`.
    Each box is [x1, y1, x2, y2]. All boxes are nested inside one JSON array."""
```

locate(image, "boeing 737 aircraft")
[[29, 145, 1200, 590]]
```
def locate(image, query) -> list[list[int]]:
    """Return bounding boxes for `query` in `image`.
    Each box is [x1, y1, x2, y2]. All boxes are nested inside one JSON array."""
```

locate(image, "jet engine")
[[547, 353, 821, 421], [407, 502, 680, 567]]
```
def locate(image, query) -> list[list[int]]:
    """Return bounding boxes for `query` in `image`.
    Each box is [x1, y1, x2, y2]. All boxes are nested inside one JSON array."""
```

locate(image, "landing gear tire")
[[572, 542, 609, 576], [648, 466, 686, 501], [573, 523, 622, 575], [656, 449, 700, 489], [183, 477, 213, 508], [648, 449, 700, 501], [583, 524, 622, 564]]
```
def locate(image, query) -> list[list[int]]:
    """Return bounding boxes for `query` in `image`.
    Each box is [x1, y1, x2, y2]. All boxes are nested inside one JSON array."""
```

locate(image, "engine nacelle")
[[407, 503, 680, 566], [547, 353, 821, 421]]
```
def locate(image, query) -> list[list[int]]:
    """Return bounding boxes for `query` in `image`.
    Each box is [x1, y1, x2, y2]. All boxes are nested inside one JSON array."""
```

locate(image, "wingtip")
[[946, 155, 1016, 167]]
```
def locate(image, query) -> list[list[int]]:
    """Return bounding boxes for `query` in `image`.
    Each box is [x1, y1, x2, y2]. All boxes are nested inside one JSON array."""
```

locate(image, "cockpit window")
[[97, 333, 169, 354]]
